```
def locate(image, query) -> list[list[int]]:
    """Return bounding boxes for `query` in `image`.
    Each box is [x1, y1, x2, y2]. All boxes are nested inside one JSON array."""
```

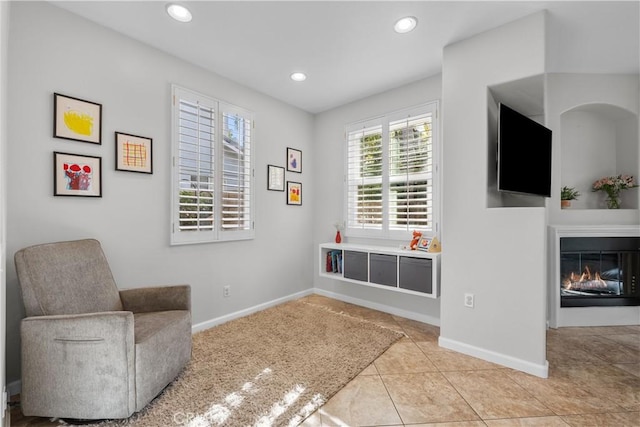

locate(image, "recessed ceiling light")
[[166, 4, 192, 23], [290, 72, 307, 82], [394, 16, 417, 34]]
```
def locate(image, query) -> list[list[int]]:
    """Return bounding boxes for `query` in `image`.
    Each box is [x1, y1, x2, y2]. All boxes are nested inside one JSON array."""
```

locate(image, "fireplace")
[[560, 237, 640, 307]]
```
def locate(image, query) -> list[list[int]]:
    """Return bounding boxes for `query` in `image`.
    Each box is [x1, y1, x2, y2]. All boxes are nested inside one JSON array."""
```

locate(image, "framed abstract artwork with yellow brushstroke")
[[115, 132, 153, 174], [54, 93, 102, 144]]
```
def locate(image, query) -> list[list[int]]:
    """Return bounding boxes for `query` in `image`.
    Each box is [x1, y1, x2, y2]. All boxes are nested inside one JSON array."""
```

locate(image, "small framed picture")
[[287, 181, 302, 205], [53, 151, 102, 197], [115, 132, 153, 174], [267, 164, 285, 191], [287, 147, 302, 173], [417, 237, 431, 252], [54, 93, 102, 144], [417, 236, 441, 253]]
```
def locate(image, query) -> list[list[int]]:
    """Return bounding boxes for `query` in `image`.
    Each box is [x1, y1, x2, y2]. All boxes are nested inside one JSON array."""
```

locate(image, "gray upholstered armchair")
[[14, 238, 192, 420]]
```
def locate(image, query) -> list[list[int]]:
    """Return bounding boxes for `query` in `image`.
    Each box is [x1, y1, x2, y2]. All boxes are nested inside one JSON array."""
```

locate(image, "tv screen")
[[497, 103, 552, 197]]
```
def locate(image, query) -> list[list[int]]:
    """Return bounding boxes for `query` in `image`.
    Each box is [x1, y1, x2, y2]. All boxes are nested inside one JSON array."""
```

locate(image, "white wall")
[[312, 76, 443, 325], [0, 1, 8, 421], [5, 1, 315, 384], [440, 12, 549, 377]]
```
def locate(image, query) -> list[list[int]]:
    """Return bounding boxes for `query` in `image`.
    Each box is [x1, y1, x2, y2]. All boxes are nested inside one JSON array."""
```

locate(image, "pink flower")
[[592, 174, 638, 196]]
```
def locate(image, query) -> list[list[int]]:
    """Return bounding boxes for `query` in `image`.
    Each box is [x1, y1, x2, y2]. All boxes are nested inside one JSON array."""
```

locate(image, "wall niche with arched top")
[[560, 103, 639, 210]]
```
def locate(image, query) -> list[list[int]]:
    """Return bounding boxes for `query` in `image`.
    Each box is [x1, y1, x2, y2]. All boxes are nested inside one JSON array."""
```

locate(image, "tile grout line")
[[373, 319, 418, 427]]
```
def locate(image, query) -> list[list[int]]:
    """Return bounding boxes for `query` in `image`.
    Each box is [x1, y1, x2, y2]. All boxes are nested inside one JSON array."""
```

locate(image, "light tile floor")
[[10, 294, 640, 426], [299, 295, 640, 427]]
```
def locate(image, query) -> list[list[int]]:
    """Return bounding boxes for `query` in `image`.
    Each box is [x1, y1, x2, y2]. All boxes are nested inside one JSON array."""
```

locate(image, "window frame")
[[344, 101, 440, 241], [171, 84, 255, 245]]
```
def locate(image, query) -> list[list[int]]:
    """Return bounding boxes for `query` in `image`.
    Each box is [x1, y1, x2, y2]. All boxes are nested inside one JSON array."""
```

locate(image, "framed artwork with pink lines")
[[115, 131, 153, 174]]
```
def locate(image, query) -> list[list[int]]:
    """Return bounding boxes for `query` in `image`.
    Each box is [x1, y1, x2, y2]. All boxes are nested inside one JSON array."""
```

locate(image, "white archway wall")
[[547, 73, 639, 226], [560, 103, 639, 210]]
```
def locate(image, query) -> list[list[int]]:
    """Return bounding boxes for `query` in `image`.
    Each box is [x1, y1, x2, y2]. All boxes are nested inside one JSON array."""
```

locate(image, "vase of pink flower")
[[592, 174, 638, 209]]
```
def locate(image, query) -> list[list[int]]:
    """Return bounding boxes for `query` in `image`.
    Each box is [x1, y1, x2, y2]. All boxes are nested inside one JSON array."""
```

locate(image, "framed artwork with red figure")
[[53, 151, 102, 197], [287, 181, 302, 205]]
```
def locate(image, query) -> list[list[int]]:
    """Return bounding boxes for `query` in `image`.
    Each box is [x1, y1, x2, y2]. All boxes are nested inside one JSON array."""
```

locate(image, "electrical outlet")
[[464, 293, 474, 308], [223, 285, 231, 298]]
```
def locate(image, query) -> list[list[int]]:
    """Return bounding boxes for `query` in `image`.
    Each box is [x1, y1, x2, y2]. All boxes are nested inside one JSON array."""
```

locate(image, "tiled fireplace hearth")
[[549, 225, 640, 328]]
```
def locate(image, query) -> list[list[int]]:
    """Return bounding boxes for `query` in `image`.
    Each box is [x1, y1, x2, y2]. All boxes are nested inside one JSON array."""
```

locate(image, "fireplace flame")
[[562, 265, 607, 290]]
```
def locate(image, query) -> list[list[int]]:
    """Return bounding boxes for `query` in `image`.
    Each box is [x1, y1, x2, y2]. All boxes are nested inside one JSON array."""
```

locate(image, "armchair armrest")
[[119, 284, 191, 313], [21, 310, 135, 341], [20, 311, 136, 418]]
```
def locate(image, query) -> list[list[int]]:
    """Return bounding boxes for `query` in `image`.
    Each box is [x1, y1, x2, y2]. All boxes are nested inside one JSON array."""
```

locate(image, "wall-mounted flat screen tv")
[[497, 103, 552, 197]]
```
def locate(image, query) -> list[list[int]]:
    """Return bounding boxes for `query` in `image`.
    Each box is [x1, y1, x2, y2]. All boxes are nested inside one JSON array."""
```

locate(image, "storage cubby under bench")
[[319, 243, 440, 298]]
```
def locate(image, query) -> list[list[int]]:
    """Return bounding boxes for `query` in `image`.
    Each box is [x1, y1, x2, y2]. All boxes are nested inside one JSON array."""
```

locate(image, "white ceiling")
[[50, 1, 639, 114]]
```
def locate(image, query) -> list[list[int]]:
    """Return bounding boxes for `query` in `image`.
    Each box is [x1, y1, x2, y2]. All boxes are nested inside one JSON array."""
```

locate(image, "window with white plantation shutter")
[[346, 122, 384, 231], [345, 102, 438, 240], [171, 85, 254, 245], [221, 108, 252, 232], [388, 113, 432, 232]]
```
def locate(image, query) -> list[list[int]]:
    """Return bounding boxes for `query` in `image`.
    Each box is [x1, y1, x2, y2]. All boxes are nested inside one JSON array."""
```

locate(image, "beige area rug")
[[98, 298, 404, 427]]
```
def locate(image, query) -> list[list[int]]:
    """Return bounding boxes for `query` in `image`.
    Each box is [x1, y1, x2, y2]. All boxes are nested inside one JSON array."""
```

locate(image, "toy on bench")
[[409, 230, 422, 250]]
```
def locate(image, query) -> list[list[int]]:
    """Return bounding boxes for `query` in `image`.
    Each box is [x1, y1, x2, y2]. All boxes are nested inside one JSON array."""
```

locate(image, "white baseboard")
[[192, 288, 314, 333], [313, 288, 441, 327], [438, 336, 549, 378]]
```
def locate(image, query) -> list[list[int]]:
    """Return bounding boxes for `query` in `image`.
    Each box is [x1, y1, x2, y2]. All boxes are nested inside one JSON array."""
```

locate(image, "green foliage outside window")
[[389, 123, 431, 175], [360, 133, 382, 177], [179, 189, 213, 230]]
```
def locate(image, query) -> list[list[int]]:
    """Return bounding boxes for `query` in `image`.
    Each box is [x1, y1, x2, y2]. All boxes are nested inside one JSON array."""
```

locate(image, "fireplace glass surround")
[[560, 237, 640, 307]]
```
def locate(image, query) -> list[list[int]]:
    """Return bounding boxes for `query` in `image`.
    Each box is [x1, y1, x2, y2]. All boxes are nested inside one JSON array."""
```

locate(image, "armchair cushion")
[[15, 239, 123, 316], [133, 310, 192, 410]]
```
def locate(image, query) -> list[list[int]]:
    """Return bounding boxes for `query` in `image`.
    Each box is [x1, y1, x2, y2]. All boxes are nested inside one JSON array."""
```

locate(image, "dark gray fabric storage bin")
[[370, 253, 397, 287], [399, 256, 432, 294], [343, 250, 368, 281]]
